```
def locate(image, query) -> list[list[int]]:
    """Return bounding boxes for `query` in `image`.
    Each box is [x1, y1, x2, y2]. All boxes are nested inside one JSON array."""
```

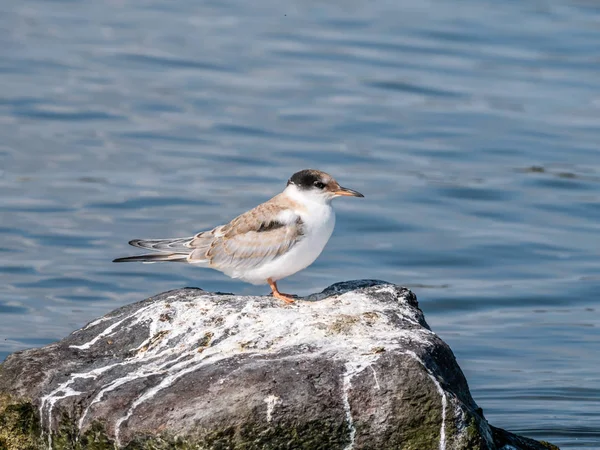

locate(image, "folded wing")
[[188, 201, 304, 273], [114, 194, 304, 272]]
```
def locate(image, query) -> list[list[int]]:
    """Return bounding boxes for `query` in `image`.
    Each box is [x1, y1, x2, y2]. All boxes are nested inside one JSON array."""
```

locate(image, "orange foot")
[[267, 279, 297, 304]]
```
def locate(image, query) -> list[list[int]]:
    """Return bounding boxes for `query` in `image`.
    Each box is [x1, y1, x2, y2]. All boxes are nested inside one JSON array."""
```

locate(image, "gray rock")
[[0, 280, 558, 450]]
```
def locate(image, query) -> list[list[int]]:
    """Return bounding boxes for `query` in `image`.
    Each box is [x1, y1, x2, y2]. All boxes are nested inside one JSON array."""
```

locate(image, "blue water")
[[1, 1, 599, 447]]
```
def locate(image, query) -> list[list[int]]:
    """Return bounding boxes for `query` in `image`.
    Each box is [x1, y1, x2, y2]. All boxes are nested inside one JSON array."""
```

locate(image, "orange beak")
[[334, 186, 364, 197]]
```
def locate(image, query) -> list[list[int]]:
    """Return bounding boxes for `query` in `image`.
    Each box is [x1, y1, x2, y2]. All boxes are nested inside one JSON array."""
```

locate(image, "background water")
[[1, 0, 599, 447]]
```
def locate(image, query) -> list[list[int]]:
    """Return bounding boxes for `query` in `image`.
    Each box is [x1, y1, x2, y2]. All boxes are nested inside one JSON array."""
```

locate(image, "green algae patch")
[[76, 422, 115, 450], [539, 441, 560, 450], [120, 419, 350, 450], [460, 416, 488, 450], [0, 394, 560, 450], [351, 388, 448, 450], [4, 413, 351, 450], [0, 395, 43, 450], [236, 419, 351, 449], [398, 396, 444, 450], [0, 398, 114, 450]]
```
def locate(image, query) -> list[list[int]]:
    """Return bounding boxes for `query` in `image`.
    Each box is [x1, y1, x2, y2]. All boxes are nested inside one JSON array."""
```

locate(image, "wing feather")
[[122, 193, 305, 273], [206, 220, 303, 271], [187, 196, 304, 272]]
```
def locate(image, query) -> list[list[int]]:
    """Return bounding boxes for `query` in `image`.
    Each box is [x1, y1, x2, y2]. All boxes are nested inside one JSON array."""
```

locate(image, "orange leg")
[[267, 279, 296, 304]]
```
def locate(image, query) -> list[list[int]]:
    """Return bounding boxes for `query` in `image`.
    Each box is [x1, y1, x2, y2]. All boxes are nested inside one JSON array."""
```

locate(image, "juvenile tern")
[[113, 169, 364, 303]]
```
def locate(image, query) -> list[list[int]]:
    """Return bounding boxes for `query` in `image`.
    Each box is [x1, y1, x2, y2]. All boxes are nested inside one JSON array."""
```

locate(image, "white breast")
[[239, 195, 336, 285]]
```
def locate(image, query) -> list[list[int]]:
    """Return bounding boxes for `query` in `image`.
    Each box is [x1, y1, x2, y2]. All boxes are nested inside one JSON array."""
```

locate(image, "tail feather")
[[128, 237, 193, 253], [113, 253, 188, 263]]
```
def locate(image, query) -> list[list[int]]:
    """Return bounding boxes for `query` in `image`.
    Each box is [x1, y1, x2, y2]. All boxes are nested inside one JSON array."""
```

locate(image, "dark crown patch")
[[287, 169, 325, 190]]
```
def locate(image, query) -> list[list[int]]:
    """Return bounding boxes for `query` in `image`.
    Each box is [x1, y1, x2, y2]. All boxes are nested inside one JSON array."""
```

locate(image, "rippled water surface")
[[1, 0, 599, 447]]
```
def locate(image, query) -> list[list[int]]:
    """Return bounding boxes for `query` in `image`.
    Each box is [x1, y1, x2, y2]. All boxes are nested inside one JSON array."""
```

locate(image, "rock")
[[0, 280, 558, 450]]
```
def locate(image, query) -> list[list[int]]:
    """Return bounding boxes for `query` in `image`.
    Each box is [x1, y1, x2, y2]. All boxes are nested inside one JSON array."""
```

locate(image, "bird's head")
[[285, 169, 364, 205]]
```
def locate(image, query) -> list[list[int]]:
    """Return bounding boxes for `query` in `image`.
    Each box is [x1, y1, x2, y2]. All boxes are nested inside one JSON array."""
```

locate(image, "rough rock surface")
[[0, 280, 558, 450]]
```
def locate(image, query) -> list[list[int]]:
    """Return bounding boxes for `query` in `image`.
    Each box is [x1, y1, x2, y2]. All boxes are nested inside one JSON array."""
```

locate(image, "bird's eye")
[[314, 181, 326, 189]]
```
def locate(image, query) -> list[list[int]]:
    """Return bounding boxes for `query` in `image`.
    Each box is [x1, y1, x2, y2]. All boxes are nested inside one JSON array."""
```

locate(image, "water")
[[1, 0, 599, 447]]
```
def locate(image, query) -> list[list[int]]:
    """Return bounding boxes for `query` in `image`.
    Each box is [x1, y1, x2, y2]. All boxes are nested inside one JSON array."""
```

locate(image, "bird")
[[113, 169, 364, 303]]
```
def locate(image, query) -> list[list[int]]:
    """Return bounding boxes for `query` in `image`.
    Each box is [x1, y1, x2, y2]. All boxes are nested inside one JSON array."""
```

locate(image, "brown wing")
[[187, 195, 304, 272]]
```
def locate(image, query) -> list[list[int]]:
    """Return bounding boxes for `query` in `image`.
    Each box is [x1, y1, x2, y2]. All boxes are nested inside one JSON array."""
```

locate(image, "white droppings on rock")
[[403, 350, 447, 450], [74, 315, 114, 334], [429, 373, 447, 450], [69, 318, 126, 350], [341, 356, 380, 450], [40, 361, 132, 448], [450, 399, 494, 450], [264, 395, 281, 422], [369, 364, 381, 390], [41, 383, 87, 450]]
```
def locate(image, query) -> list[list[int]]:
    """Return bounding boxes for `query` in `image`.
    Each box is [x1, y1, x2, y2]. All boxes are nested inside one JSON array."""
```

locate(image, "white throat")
[[283, 184, 332, 208]]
